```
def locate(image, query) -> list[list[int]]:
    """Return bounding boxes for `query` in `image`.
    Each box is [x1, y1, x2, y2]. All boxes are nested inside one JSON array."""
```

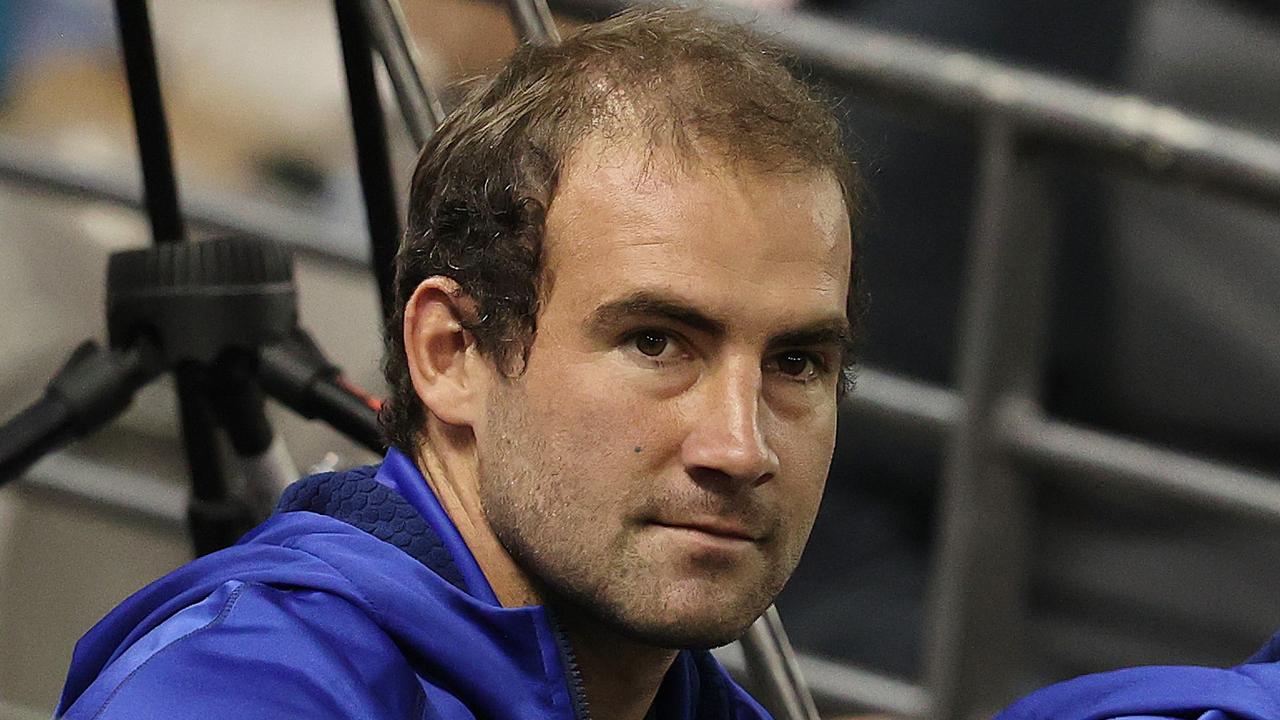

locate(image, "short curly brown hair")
[[379, 6, 865, 453]]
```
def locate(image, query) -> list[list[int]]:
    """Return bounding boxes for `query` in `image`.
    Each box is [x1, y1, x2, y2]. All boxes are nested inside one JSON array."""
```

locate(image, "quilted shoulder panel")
[[275, 466, 466, 591]]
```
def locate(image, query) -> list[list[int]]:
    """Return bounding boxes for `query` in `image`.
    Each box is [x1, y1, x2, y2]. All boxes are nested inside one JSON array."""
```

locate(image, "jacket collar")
[[273, 447, 499, 602]]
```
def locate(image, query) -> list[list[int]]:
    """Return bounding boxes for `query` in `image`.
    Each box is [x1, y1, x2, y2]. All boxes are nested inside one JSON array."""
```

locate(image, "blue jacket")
[[56, 449, 772, 720], [996, 633, 1280, 720]]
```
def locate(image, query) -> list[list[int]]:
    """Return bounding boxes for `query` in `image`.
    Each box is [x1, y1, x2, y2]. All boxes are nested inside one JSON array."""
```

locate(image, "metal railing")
[[4, 1, 1280, 718]]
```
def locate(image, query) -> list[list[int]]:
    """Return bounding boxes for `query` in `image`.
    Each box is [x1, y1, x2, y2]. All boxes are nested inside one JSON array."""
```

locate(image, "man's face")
[[474, 141, 852, 648]]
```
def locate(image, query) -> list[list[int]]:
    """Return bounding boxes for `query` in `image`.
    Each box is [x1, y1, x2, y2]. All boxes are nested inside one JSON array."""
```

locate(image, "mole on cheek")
[[633, 446, 643, 453]]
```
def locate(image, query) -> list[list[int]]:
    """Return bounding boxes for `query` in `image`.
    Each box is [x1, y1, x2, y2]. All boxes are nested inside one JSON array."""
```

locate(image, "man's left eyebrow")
[[766, 319, 853, 350]]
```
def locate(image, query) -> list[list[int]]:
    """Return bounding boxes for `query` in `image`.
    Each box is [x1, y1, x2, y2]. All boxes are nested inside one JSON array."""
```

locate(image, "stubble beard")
[[477, 390, 792, 650]]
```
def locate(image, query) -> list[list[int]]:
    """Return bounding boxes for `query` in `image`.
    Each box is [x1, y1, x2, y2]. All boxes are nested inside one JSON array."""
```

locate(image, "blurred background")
[[0, 1, 1278, 718]]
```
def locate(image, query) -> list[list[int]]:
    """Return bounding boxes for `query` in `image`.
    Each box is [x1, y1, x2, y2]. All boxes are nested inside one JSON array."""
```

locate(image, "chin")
[[611, 614, 752, 650], [519, 538, 784, 650], [598, 594, 768, 650]]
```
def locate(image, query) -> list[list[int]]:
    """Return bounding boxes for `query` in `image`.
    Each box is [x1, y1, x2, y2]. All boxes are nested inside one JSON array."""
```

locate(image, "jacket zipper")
[[548, 611, 593, 720]]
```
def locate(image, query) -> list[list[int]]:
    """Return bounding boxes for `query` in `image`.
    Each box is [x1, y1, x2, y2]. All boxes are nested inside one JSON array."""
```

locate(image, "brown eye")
[[634, 332, 668, 357], [776, 352, 814, 377]]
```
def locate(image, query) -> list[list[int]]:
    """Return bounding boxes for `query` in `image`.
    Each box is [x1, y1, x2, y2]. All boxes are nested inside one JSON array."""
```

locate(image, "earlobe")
[[403, 277, 485, 427]]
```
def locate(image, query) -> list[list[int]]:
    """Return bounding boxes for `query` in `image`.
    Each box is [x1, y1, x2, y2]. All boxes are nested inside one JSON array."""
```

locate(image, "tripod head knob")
[[107, 236, 297, 365]]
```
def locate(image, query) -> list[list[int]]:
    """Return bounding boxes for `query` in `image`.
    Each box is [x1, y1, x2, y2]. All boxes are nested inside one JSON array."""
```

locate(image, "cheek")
[[769, 429, 833, 572], [505, 380, 664, 528], [773, 412, 837, 512], [527, 358, 683, 459]]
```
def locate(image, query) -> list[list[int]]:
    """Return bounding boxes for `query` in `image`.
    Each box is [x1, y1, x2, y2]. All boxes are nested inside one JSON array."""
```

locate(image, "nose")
[[680, 359, 780, 485]]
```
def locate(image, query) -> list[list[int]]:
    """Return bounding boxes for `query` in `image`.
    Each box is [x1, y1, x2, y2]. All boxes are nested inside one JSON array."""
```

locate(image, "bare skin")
[[404, 139, 851, 720]]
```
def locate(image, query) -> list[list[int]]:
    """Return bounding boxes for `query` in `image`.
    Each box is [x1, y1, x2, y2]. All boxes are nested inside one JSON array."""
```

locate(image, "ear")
[[403, 277, 491, 427]]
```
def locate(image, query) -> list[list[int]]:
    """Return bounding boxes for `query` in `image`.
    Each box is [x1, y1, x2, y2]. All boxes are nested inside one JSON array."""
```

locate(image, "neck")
[[554, 604, 678, 720], [414, 425, 678, 720], [415, 426, 539, 606]]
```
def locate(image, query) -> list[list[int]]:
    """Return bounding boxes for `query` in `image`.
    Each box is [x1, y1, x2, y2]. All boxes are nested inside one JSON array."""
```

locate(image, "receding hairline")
[[539, 134, 854, 324], [549, 128, 854, 228]]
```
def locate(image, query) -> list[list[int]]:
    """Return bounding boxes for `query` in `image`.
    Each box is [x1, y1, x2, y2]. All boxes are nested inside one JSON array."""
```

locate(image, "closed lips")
[[651, 519, 759, 541]]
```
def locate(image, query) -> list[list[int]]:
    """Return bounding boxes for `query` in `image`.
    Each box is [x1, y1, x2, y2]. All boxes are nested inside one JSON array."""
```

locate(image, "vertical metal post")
[[334, 0, 402, 322], [924, 117, 1054, 720], [112, 0, 234, 556]]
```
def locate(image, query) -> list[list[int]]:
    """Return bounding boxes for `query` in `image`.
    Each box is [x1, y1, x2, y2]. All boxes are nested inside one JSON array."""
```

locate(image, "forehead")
[[541, 139, 852, 329]]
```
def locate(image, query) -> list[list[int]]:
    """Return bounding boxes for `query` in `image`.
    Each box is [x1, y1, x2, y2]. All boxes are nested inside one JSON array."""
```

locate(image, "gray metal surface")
[[506, 0, 561, 44], [740, 606, 822, 720], [923, 119, 1033, 719], [0, 136, 369, 266], [20, 453, 186, 531], [844, 367, 959, 441], [361, 0, 446, 144], [1004, 402, 1280, 524], [715, 642, 931, 718]]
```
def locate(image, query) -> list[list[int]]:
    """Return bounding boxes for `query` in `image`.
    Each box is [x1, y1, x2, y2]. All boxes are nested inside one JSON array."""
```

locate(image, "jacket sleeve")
[[993, 661, 1280, 720], [59, 580, 425, 720]]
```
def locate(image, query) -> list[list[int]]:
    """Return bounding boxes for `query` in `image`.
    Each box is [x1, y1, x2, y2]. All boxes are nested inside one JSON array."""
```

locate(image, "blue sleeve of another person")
[[59, 580, 425, 720], [995, 631, 1280, 720]]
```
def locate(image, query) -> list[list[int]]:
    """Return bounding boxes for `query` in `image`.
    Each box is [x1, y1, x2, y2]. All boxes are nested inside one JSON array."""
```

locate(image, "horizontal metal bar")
[[548, 0, 1280, 211], [715, 642, 930, 718], [0, 135, 369, 266], [1000, 400, 1280, 524], [846, 375, 1280, 524], [844, 367, 959, 440], [18, 452, 187, 530]]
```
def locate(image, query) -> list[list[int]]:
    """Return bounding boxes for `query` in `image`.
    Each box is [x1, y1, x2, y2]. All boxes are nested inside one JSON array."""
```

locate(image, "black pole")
[[113, 0, 246, 555], [258, 330, 384, 454], [0, 341, 161, 486], [176, 364, 253, 556], [334, 0, 401, 322], [112, 0, 184, 245]]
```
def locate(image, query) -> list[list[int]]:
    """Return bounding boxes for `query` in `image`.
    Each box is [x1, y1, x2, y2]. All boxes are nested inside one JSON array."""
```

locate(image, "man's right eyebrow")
[[586, 293, 727, 337]]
